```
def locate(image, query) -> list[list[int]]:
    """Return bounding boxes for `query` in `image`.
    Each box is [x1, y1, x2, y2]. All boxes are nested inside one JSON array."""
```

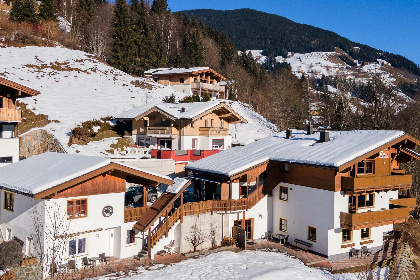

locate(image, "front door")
[[234, 219, 254, 240], [106, 228, 115, 256]]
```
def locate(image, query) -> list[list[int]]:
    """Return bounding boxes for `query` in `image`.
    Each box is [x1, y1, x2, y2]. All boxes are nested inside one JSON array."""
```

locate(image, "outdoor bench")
[[294, 239, 312, 251]]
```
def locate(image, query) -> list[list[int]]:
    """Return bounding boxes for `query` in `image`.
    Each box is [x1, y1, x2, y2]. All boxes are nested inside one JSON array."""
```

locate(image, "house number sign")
[[102, 206, 113, 217]]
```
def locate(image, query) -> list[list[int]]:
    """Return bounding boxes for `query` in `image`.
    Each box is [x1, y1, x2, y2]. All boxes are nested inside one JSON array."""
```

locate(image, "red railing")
[[150, 149, 219, 161]]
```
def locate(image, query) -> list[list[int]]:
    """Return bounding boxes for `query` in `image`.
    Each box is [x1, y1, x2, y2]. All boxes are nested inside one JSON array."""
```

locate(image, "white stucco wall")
[[0, 138, 19, 167], [329, 190, 398, 257], [272, 183, 334, 256]]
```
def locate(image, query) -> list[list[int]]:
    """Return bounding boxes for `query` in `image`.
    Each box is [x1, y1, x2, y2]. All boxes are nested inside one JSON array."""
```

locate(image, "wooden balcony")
[[341, 174, 412, 193], [124, 206, 149, 222], [191, 82, 225, 93], [146, 126, 177, 136], [0, 108, 21, 122], [198, 127, 229, 136], [341, 207, 411, 230], [390, 197, 417, 209]]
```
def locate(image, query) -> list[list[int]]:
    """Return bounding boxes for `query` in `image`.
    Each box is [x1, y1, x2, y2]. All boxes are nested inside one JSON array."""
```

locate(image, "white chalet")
[[0, 152, 172, 275]]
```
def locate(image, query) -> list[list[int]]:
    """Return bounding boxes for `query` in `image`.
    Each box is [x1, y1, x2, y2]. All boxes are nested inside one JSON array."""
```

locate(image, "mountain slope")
[[0, 46, 276, 155], [181, 8, 420, 77]]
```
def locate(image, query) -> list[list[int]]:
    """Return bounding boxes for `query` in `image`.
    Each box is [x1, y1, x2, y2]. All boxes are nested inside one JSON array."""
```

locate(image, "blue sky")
[[167, 0, 420, 66]]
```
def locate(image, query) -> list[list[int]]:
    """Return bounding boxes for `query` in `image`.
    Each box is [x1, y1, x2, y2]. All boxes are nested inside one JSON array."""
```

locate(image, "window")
[[179, 78, 185, 83], [192, 138, 198, 150], [361, 228, 370, 239], [279, 186, 288, 201], [67, 199, 87, 219], [0, 157, 13, 163], [279, 218, 287, 232], [138, 138, 150, 148], [356, 193, 374, 208], [68, 237, 87, 256], [26, 237, 34, 256], [159, 139, 172, 149], [308, 226, 316, 242], [281, 163, 290, 173], [3, 191, 14, 211], [357, 160, 374, 174], [126, 229, 135, 244], [212, 139, 224, 149], [210, 119, 214, 127], [342, 229, 352, 243], [220, 120, 224, 128], [144, 120, 149, 127]]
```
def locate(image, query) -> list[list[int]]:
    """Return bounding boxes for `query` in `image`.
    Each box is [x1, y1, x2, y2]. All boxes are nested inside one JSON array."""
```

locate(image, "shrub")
[[221, 236, 235, 247], [0, 240, 24, 269]]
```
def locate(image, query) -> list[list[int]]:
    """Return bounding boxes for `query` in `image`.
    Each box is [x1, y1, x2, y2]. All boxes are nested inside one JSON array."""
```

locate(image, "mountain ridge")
[[180, 8, 420, 77]]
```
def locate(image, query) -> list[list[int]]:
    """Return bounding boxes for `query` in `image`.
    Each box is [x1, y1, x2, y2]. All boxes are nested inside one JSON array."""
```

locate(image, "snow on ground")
[[0, 46, 184, 153], [116, 251, 388, 280], [0, 47, 276, 155], [228, 101, 276, 145]]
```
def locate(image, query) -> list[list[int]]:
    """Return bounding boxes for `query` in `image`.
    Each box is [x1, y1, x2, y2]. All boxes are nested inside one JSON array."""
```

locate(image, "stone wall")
[[11, 263, 42, 280], [20, 129, 66, 159]]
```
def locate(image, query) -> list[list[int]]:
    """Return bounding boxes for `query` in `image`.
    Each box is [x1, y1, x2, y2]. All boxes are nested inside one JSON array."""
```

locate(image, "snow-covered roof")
[[166, 178, 190, 194], [186, 130, 405, 177], [116, 101, 225, 120], [144, 67, 209, 76], [0, 152, 172, 196]]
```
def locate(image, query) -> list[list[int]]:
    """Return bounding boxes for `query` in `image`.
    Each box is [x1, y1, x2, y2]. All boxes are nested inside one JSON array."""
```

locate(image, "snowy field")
[[0, 47, 276, 155], [102, 251, 388, 280]]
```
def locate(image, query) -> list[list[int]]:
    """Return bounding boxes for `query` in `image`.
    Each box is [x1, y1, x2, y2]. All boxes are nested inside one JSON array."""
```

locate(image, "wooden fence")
[[149, 185, 266, 247]]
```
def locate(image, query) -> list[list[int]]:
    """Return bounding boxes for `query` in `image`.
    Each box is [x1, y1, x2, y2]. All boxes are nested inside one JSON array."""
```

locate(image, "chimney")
[[285, 129, 292, 139], [181, 107, 186, 113], [320, 130, 330, 142], [306, 124, 313, 135]]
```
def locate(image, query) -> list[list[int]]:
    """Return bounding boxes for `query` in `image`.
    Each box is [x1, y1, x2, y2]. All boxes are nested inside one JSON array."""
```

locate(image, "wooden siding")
[[374, 157, 391, 176], [340, 207, 411, 230], [341, 174, 412, 193], [52, 173, 126, 199], [265, 162, 337, 192], [0, 108, 21, 122]]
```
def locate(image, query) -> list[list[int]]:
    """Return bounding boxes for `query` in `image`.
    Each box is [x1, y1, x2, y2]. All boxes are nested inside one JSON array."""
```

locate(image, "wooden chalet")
[[144, 67, 227, 99], [0, 77, 39, 166]]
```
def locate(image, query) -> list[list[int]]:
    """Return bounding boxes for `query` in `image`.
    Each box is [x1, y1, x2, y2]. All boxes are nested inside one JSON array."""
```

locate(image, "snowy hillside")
[[0, 46, 276, 155]]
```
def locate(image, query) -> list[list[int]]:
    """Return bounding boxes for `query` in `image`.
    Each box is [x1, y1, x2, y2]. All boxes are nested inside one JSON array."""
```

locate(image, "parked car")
[[125, 185, 158, 206]]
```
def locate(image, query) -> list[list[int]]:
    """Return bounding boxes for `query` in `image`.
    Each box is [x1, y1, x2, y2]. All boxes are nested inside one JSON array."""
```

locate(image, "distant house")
[[144, 67, 227, 99], [0, 77, 39, 167], [0, 152, 173, 275], [115, 101, 246, 157]]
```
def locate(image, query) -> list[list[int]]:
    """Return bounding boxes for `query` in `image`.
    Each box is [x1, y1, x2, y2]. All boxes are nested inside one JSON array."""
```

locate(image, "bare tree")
[[184, 222, 208, 252], [31, 201, 71, 278]]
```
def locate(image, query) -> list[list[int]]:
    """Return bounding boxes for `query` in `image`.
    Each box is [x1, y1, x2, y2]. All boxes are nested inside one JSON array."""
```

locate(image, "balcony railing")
[[341, 174, 412, 193], [0, 108, 21, 122], [191, 82, 225, 92], [341, 207, 411, 230], [146, 126, 177, 136], [198, 127, 229, 136], [390, 197, 417, 209], [124, 206, 150, 222]]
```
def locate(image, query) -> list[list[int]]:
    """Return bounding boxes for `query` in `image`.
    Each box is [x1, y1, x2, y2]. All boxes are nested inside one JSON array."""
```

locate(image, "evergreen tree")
[[151, 0, 167, 14], [110, 0, 136, 73], [39, 0, 58, 22], [131, 0, 155, 75], [9, 0, 38, 23]]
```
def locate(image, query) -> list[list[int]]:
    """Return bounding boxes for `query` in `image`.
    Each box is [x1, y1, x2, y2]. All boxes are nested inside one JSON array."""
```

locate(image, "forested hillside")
[[181, 8, 420, 76]]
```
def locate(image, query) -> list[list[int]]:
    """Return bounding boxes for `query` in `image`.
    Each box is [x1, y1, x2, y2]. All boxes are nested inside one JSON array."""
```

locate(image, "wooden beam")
[[148, 227, 151, 258], [143, 186, 147, 207]]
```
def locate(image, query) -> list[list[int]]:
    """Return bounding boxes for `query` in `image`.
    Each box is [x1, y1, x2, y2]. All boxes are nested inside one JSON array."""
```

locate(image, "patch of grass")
[[17, 101, 58, 135], [110, 137, 136, 150], [68, 117, 119, 146]]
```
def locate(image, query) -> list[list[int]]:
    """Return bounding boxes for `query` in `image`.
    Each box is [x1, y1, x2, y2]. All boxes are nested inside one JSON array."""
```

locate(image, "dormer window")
[[357, 160, 374, 175]]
